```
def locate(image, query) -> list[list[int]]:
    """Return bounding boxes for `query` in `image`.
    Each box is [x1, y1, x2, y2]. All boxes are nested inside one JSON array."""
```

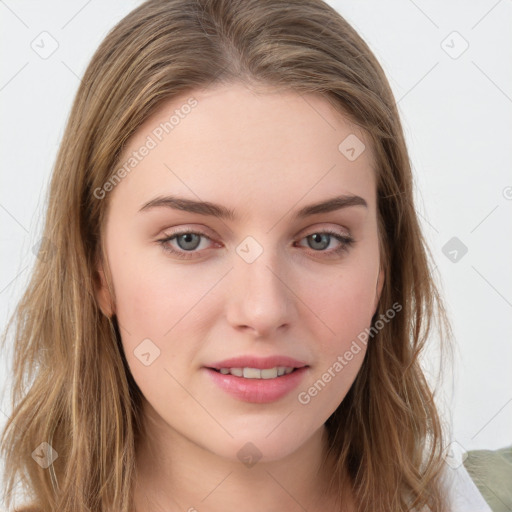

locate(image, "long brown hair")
[[1, 0, 453, 510]]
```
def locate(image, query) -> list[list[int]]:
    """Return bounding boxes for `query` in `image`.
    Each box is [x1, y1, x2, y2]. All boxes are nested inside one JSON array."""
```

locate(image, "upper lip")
[[206, 355, 309, 370]]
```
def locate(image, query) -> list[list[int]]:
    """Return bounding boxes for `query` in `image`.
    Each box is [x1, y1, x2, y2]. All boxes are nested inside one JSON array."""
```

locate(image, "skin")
[[95, 82, 384, 512]]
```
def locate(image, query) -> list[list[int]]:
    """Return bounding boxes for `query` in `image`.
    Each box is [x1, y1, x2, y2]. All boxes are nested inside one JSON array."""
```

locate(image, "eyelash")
[[157, 228, 354, 260]]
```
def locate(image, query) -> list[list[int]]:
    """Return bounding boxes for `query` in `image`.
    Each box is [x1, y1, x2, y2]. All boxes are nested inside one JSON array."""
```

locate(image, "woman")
[[0, 0, 491, 510]]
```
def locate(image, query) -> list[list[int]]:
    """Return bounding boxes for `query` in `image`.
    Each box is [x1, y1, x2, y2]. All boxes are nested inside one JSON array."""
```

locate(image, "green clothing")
[[464, 445, 512, 512]]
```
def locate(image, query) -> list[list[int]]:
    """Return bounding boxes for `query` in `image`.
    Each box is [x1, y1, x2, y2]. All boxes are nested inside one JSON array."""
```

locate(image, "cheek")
[[295, 272, 375, 410], [110, 245, 209, 331], [108, 248, 224, 380], [301, 267, 377, 341]]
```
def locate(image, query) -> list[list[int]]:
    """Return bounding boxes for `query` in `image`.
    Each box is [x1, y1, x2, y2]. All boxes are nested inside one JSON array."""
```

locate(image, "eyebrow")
[[138, 194, 367, 220]]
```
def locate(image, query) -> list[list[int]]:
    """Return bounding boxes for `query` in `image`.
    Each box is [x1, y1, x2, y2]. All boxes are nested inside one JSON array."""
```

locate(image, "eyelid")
[[299, 223, 351, 238], [159, 224, 218, 238]]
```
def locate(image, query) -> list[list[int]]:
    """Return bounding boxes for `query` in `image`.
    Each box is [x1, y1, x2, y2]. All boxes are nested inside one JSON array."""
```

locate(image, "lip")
[[205, 355, 308, 370], [203, 366, 309, 403]]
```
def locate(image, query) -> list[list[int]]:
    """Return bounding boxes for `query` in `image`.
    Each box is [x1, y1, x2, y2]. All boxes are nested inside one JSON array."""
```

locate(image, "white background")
[[1, 0, 511, 488]]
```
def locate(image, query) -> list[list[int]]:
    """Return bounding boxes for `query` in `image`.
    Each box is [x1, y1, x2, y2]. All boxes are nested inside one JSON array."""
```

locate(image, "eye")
[[157, 230, 216, 259], [295, 229, 354, 256]]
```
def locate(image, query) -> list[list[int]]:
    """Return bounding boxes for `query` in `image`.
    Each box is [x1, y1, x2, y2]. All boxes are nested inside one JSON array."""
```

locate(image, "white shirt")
[[441, 462, 492, 511]]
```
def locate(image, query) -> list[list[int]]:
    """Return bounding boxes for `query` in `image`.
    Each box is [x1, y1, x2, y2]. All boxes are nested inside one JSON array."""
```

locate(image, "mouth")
[[207, 366, 303, 379], [203, 365, 309, 403]]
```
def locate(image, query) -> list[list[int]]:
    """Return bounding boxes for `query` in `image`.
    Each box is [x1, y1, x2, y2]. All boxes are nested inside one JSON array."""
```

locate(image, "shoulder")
[[463, 445, 512, 512]]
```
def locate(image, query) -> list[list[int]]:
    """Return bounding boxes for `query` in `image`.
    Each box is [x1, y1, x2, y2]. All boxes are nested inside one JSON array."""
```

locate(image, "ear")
[[372, 266, 385, 316], [94, 258, 114, 318]]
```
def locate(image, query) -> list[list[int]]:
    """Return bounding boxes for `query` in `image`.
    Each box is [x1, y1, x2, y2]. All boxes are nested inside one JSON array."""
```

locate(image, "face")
[[95, 82, 384, 463]]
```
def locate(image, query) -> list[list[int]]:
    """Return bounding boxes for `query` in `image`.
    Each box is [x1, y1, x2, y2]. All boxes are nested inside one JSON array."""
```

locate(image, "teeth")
[[216, 366, 296, 378], [244, 367, 262, 379]]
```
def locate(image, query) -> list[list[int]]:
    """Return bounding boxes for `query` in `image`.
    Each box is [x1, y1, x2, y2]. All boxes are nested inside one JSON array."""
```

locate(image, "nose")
[[225, 245, 294, 338]]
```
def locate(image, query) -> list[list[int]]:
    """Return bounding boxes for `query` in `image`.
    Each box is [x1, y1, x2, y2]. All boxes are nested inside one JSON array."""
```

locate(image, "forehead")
[[111, 83, 377, 217]]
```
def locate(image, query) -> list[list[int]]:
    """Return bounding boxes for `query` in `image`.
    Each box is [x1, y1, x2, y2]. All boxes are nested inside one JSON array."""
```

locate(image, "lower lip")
[[203, 367, 308, 403]]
